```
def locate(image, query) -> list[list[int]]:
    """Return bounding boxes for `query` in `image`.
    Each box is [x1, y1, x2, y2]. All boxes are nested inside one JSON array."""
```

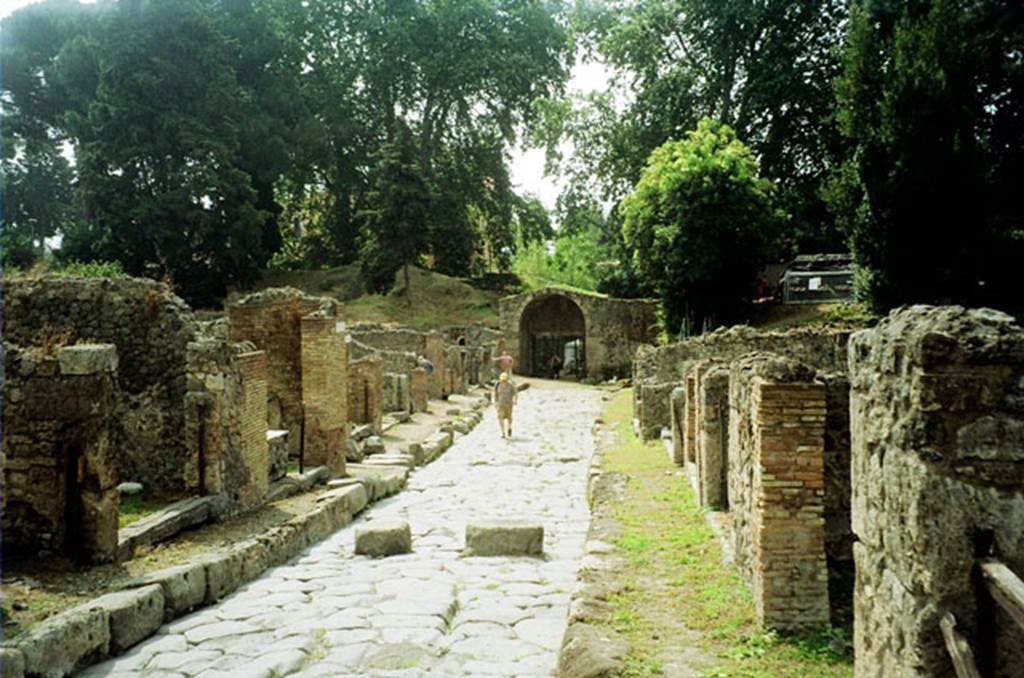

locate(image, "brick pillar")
[[300, 316, 348, 475], [348, 356, 383, 433], [697, 366, 730, 508], [752, 379, 828, 631], [237, 351, 269, 507]]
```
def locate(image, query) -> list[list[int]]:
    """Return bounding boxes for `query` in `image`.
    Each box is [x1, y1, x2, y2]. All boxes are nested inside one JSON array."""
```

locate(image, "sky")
[[0, 0, 610, 212]]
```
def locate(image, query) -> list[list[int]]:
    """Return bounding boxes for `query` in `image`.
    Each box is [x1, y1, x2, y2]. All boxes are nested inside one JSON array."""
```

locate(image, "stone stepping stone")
[[355, 520, 412, 557], [465, 522, 544, 556]]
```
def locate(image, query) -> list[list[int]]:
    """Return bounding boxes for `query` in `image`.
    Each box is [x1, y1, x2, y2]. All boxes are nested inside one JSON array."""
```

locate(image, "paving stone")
[[514, 617, 566, 650], [146, 649, 222, 671], [237, 648, 309, 677], [184, 620, 261, 644], [355, 520, 412, 557]]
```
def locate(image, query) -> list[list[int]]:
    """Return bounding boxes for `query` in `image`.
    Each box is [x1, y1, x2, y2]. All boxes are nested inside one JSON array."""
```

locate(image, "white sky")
[[1, 0, 608, 213]]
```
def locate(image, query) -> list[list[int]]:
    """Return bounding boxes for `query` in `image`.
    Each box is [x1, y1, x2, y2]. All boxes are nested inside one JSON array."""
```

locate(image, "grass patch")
[[118, 493, 172, 528], [596, 389, 853, 677]]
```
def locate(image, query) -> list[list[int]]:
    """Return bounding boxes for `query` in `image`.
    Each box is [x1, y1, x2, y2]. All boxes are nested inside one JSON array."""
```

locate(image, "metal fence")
[[781, 269, 854, 304]]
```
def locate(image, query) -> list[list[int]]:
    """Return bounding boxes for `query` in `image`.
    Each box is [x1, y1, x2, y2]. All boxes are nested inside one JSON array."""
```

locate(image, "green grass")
[[596, 389, 853, 678], [118, 493, 171, 528]]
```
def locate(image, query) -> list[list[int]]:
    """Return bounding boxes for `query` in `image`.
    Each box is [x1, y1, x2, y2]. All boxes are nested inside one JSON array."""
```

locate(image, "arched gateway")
[[499, 287, 659, 380]]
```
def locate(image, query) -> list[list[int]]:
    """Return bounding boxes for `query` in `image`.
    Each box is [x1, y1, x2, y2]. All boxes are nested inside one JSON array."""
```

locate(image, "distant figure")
[[549, 354, 563, 380], [494, 351, 514, 376], [494, 372, 518, 439]]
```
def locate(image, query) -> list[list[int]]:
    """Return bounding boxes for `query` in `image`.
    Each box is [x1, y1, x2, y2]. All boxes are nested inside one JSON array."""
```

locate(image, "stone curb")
[[3, 395, 487, 678], [555, 420, 629, 678]]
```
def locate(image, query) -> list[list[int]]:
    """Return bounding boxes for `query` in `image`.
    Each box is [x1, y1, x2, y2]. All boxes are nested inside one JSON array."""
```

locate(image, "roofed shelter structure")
[[500, 287, 658, 379]]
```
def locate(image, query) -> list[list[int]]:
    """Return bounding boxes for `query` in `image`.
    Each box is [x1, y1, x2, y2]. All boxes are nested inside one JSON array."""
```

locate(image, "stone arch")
[[518, 293, 587, 377]]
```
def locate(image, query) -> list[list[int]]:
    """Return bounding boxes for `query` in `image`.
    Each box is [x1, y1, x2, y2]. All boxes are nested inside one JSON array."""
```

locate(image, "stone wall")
[[2, 277, 197, 492], [228, 288, 337, 457], [410, 368, 429, 413], [300, 314, 348, 474], [2, 344, 121, 563], [500, 287, 659, 380], [849, 306, 1024, 677], [634, 326, 850, 439], [351, 324, 446, 400], [184, 340, 269, 509], [349, 356, 384, 432], [728, 354, 829, 631]]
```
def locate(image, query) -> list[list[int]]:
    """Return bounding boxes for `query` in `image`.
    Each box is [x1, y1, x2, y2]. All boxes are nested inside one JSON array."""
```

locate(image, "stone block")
[[557, 622, 627, 678], [346, 437, 365, 462], [355, 520, 412, 557], [92, 584, 164, 653], [362, 435, 385, 455], [465, 522, 544, 556], [404, 442, 424, 465], [15, 604, 109, 677], [128, 562, 207, 617], [200, 551, 244, 603], [57, 343, 118, 375], [233, 538, 269, 582]]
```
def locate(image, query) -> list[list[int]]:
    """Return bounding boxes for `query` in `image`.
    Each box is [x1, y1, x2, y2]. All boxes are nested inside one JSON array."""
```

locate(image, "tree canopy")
[[1, 0, 569, 304]]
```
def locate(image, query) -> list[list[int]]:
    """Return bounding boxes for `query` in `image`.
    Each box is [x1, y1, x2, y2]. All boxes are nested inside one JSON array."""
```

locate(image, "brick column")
[[300, 316, 348, 475], [752, 379, 828, 631], [237, 351, 269, 507]]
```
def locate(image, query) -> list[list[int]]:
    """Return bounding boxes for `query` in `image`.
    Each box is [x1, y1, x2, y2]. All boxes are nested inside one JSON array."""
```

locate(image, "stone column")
[[697, 365, 730, 508], [425, 331, 445, 400]]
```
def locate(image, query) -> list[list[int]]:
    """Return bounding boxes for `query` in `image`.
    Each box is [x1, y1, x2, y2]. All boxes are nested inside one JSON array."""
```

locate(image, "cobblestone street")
[[81, 379, 603, 677]]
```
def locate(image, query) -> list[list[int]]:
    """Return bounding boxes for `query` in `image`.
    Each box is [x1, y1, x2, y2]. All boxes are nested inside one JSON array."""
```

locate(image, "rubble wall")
[[2, 277, 196, 492], [849, 306, 1024, 677]]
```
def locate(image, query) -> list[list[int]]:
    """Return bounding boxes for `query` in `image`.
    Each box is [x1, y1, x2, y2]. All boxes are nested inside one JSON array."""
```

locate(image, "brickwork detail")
[[300, 315, 348, 474]]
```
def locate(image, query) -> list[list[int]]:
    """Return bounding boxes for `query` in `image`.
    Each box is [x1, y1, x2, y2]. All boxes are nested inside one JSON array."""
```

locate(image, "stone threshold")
[[0, 400, 488, 678]]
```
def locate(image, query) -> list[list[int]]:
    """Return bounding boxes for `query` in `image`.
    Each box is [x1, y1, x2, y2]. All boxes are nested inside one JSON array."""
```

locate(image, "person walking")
[[494, 351, 514, 377], [494, 372, 517, 439], [548, 354, 563, 380]]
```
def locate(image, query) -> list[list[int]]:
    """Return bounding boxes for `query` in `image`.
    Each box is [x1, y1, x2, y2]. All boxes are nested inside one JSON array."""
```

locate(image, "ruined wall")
[[633, 326, 850, 440], [184, 340, 269, 509], [500, 288, 659, 380], [352, 325, 445, 400], [849, 306, 1024, 678], [821, 373, 853, 591], [349, 356, 384, 432], [228, 288, 336, 457], [728, 354, 829, 631], [2, 277, 196, 492], [410, 368, 429, 413], [300, 314, 348, 474], [2, 344, 121, 563]]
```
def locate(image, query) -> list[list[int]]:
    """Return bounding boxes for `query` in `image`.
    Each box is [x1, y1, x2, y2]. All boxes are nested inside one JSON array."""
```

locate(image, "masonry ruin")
[[500, 287, 658, 379], [635, 324, 853, 632], [2, 344, 121, 563], [636, 305, 1024, 673]]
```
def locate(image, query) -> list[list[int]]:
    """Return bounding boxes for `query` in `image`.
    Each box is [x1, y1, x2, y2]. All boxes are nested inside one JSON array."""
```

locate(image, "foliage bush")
[[621, 119, 782, 336]]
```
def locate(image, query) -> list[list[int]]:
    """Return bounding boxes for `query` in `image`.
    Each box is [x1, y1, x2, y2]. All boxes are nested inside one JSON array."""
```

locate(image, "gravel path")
[[81, 379, 603, 677]]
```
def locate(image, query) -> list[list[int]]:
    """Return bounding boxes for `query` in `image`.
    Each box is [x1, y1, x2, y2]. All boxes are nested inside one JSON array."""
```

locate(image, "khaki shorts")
[[497, 404, 513, 420]]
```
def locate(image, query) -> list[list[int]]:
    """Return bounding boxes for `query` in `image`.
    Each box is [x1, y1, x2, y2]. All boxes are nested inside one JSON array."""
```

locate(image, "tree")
[[542, 0, 845, 251], [621, 119, 781, 335], [359, 121, 431, 297], [830, 0, 1024, 313]]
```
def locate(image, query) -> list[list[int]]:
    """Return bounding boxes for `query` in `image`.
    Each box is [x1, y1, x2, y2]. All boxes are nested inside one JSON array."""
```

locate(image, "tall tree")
[[544, 0, 845, 251], [359, 121, 432, 297], [830, 0, 1024, 313], [621, 119, 781, 334]]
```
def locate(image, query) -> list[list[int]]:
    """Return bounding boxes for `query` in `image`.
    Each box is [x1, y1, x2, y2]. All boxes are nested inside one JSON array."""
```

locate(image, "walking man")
[[494, 372, 517, 439]]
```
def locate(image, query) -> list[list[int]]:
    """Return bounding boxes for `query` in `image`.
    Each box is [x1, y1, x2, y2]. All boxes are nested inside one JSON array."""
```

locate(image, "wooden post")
[[939, 612, 981, 678]]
